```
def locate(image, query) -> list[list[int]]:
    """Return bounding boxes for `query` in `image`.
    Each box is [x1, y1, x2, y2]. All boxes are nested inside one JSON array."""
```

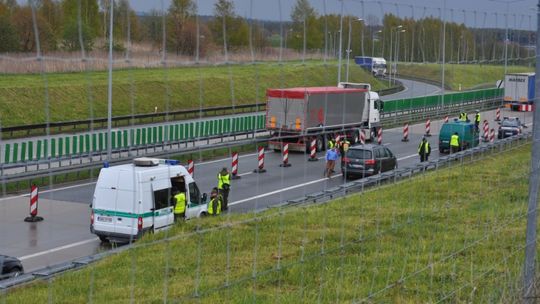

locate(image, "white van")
[[90, 158, 208, 243]]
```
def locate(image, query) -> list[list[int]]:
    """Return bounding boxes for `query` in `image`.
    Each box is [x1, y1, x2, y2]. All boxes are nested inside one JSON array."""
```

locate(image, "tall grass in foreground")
[[5, 142, 534, 303]]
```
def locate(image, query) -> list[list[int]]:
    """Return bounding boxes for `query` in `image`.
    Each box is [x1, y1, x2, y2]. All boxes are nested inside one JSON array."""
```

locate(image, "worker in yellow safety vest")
[[474, 110, 480, 131], [459, 112, 468, 122], [327, 137, 335, 149], [450, 132, 460, 154], [207, 187, 222, 216], [339, 136, 351, 169], [217, 167, 231, 211], [173, 189, 187, 221], [418, 136, 431, 162]]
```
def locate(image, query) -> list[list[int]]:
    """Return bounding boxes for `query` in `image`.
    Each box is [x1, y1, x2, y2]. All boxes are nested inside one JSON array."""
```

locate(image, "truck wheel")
[[316, 136, 324, 152], [353, 130, 360, 144]]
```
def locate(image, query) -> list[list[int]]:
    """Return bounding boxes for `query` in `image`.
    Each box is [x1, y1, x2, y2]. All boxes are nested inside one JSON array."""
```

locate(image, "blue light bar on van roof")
[[164, 159, 180, 166]]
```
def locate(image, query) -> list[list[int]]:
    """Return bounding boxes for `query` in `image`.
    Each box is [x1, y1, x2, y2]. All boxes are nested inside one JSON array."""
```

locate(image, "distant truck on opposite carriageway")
[[266, 82, 383, 152], [354, 56, 387, 77], [503, 72, 535, 111]]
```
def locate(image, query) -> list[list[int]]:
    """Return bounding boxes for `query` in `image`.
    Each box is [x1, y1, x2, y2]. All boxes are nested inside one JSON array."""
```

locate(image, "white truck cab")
[[91, 158, 208, 243]]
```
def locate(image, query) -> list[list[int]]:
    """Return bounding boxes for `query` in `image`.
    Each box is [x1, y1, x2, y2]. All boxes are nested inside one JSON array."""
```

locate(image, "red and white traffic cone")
[[360, 130, 365, 145], [231, 151, 241, 179], [424, 119, 431, 137], [280, 143, 292, 167], [335, 135, 341, 148], [495, 107, 501, 121], [444, 115, 449, 123], [483, 120, 489, 142], [401, 123, 409, 142], [308, 138, 318, 162], [377, 128, 382, 145], [187, 159, 194, 177], [489, 128, 495, 143], [254, 146, 266, 173], [24, 185, 43, 222]]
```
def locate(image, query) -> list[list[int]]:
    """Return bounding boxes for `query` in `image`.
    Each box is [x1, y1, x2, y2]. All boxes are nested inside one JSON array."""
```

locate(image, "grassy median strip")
[[0, 60, 388, 127], [397, 62, 533, 90], [5, 142, 532, 303]]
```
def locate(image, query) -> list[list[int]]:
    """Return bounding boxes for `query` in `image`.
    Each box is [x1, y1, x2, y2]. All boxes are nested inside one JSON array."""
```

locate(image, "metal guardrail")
[[0, 94, 503, 182], [0, 127, 531, 292], [1, 84, 404, 139]]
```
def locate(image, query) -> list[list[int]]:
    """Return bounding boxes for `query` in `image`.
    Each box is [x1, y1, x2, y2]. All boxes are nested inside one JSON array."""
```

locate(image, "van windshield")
[[346, 149, 372, 159]]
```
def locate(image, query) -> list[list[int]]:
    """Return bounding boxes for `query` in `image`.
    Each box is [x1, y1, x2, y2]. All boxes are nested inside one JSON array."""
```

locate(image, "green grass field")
[[0, 60, 389, 127], [4, 141, 533, 303], [397, 62, 533, 90]]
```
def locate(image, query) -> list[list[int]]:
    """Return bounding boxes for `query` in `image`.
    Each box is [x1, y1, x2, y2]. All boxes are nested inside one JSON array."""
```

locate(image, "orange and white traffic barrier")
[[377, 128, 382, 145], [231, 152, 241, 179], [280, 143, 292, 167], [24, 185, 43, 222], [360, 130, 365, 145], [335, 135, 341, 148], [187, 159, 194, 177], [254, 146, 266, 173], [489, 128, 495, 143], [401, 123, 409, 142], [495, 107, 501, 121], [308, 138, 318, 162], [444, 115, 449, 123], [424, 119, 431, 137], [483, 120, 489, 142]]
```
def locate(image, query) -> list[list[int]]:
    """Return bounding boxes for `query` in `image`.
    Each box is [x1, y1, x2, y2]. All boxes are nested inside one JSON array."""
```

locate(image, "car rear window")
[[502, 120, 519, 127], [347, 149, 372, 159]]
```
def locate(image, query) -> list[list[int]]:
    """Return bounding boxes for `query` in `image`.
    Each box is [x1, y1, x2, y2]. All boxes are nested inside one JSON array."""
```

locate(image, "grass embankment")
[[5, 142, 533, 303], [0, 60, 387, 127], [397, 62, 533, 90]]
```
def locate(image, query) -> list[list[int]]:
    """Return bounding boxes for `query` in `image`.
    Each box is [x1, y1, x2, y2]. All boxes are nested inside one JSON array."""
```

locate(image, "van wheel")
[[200, 212, 207, 217], [98, 236, 109, 243]]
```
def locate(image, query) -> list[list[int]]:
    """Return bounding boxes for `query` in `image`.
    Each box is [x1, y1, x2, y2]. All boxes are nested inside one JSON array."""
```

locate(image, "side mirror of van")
[[202, 193, 208, 203]]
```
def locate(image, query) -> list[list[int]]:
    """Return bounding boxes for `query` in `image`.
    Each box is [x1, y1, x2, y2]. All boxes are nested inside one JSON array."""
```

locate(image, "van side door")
[[151, 179, 174, 231], [186, 182, 206, 219]]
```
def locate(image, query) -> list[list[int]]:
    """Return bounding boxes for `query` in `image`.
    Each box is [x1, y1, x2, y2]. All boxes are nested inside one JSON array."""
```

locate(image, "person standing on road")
[[450, 132, 460, 154], [459, 112, 468, 122], [173, 188, 187, 221], [327, 137, 335, 150], [325, 147, 338, 178], [207, 187, 222, 216], [339, 136, 351, 169], [217, 167, 230, 211], [418, 136, 431, 162], [474, 110, 481, 131]]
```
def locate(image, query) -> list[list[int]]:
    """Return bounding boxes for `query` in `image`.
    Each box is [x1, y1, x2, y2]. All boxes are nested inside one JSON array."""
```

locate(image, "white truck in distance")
[[91, 158, 208, 243], [266, 82, 383, 152]]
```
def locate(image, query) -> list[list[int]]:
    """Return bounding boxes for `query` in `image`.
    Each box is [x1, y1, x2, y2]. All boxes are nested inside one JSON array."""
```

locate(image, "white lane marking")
[[238, 171, 253, 177], [18, 238, 99, 261], [231, 153, 418, 205], [0, 181, 97, 202]]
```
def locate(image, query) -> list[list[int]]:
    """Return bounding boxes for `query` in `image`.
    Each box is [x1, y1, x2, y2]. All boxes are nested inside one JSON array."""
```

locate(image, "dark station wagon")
[[341, 144, 397, 179]]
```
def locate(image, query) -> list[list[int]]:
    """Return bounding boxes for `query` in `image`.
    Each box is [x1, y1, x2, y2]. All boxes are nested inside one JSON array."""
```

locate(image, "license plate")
[[505, 132, 513, 136], [97, 216, 112, 223], [351, 164, 363, 168]]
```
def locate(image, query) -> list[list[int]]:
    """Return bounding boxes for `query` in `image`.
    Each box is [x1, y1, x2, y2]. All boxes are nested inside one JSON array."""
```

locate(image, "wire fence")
[[0, 0, 538, 303]]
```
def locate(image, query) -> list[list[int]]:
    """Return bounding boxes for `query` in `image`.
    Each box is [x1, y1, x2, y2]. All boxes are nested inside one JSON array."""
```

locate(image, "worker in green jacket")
[[207, 188, 222, 216], [450, 132, 460, 154], [173, 189, 187, 221], [418, 136, 431, 162], [217, 167, 231, 211]]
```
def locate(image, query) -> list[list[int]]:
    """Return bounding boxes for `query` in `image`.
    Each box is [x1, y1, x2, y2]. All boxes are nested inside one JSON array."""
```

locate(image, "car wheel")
[[8, 267, 22, 278]]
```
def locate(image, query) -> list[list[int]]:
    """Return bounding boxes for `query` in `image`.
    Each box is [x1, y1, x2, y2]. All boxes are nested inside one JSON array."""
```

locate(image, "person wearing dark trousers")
[[207, 188, 222, 216], [450, 132, 460, 154], [418, 136, 431, 162], [217, 167, 230, 211]]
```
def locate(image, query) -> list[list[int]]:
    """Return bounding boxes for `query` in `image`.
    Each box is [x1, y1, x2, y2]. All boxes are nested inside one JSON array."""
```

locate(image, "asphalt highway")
[[1, 82, 527, 273]]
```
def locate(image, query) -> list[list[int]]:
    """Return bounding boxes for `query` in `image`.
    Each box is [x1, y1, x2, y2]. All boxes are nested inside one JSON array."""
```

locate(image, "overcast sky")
[[127, 0, 537, 29]]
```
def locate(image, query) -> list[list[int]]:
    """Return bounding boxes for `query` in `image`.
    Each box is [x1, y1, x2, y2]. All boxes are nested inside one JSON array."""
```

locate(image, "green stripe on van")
[[93, 209, 170, 218]]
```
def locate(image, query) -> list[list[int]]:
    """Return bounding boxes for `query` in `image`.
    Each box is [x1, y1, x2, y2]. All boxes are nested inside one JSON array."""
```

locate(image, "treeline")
[[0, 0, 534, 64]]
